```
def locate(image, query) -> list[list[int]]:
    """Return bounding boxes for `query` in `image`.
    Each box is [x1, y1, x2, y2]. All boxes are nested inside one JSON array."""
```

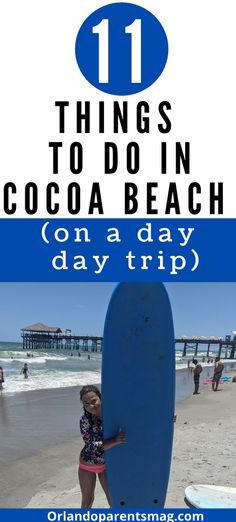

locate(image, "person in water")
[[78, 385, 126, 508], [0, 366, 4, 390], [21, 363, 29, 379]]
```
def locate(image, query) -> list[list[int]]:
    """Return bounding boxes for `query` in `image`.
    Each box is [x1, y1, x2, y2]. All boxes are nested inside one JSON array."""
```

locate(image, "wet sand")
[[0, 386, 83, 464]]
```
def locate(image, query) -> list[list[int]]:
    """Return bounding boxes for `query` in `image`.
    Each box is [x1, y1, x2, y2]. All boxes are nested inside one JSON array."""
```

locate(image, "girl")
[[79, 385, 125, 508]]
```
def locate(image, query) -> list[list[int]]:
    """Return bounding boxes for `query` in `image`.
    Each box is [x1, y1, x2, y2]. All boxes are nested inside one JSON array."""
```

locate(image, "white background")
[[0, 0, 235, 217]]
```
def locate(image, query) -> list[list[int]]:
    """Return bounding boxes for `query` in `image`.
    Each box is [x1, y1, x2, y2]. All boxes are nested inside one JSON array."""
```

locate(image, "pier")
[[175, 336, 236, 359], [21, 323, 236, 359]]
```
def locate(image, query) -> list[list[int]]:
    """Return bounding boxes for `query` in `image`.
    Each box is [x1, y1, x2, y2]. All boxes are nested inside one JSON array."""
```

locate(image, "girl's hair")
[[80, 385, 101, 402]]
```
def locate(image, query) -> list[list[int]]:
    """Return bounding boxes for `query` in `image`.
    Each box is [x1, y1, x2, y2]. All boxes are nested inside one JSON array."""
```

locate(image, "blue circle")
[[75, 2, 168, 95]]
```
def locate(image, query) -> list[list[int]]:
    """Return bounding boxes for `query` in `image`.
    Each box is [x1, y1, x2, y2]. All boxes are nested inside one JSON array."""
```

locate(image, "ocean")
[[0, 340, 235, 398], [0, 341, 101, 395]]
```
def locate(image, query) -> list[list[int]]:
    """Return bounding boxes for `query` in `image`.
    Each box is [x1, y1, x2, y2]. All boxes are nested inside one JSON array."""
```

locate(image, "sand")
[[1, 378, 236, 509]]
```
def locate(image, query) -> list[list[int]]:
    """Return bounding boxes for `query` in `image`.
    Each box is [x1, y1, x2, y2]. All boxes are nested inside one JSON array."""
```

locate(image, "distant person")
[[212, 357, 224, 391], [191, 359, 203, 395], [79, 385, 126, 507], [21, 363, 29, 379], [0, 366, 4, 390]]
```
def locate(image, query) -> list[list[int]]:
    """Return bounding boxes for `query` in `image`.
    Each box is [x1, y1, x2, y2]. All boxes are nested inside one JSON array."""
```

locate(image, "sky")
[[0, 283, 235, 342]]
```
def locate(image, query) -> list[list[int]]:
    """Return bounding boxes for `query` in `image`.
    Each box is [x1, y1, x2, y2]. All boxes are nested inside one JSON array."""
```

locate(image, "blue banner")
[[0, 218, 235, 282], [0, 508, 235, 522]]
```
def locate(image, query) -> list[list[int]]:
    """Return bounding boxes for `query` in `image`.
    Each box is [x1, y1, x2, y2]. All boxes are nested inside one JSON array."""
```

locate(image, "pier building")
[[21, 323, 103, 352]]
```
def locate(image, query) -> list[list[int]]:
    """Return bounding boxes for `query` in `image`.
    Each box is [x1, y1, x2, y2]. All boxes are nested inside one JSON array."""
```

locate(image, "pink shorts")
[[79, 462, 106, 474]]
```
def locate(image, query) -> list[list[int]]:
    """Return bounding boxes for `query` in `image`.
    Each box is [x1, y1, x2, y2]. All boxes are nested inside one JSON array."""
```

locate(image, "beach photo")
[[0, 282, 236, 508]]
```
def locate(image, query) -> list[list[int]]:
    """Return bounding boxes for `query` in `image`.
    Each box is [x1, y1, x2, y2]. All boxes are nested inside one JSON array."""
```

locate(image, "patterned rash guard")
[[80, 412, 105, 465]]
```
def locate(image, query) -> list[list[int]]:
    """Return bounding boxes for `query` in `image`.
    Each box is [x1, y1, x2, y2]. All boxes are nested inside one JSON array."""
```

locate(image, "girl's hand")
[[103, 430, 126, 451], [115, 430, 126, 444]]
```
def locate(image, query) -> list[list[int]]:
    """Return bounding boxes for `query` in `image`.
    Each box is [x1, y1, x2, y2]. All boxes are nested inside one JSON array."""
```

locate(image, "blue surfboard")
[[102, 283, 175, 508]]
